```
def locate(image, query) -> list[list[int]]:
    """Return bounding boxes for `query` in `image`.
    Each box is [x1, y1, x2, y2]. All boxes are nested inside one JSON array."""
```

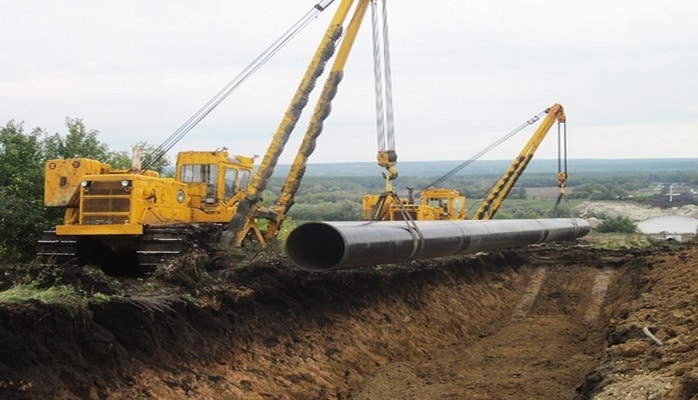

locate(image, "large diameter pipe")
[[285, 218, 590, 272]]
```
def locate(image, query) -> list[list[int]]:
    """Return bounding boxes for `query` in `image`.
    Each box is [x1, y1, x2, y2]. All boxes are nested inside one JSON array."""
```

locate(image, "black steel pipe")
[[285, 218, 590, 272]]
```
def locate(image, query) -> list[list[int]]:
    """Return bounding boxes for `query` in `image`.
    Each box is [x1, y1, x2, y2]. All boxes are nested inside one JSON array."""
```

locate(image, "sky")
[[2, 0, 697, 165]]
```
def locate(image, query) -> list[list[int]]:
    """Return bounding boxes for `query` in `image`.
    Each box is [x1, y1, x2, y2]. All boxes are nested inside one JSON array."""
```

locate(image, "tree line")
[[274, 170, 697, 222]]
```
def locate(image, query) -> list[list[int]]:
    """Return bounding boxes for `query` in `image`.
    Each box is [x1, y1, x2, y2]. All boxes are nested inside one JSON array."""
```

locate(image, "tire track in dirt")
[[349, 264, 614, 399], [584, 269, 614, 325], [510, 267, 548, 322]]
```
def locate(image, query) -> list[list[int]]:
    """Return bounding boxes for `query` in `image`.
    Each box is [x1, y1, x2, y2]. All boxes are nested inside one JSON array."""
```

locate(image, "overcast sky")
[[2, 0, 697, 165]]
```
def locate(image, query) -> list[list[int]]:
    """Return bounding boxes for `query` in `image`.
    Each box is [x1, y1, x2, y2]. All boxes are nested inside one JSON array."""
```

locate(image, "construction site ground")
[[1, 238, 697, 399]]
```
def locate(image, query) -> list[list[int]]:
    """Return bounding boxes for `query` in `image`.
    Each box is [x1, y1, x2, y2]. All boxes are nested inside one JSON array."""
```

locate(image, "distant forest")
[[272, 158, 698, 178], [264, 158, 698, 221]]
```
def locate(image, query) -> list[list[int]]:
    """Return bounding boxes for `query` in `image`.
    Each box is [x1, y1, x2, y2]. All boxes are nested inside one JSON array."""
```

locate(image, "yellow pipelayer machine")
[[38, 0, 382, 272], [363, 103, 568, 222], [40, 151, 256, 270]]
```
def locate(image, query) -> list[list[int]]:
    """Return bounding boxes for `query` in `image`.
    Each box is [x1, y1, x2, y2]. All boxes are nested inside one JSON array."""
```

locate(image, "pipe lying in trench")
[[285, 218, 590, 272]]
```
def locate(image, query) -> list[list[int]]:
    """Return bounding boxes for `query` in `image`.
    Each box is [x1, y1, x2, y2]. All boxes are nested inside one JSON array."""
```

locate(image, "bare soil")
[[575, 201, 698, 221], [1, 240, 697, 399]]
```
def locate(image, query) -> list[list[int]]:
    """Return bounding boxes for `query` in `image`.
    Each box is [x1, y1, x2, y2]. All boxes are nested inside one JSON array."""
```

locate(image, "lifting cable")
[[141, 0, 338, 171], [424, 109, 548, 190], [372, 0, 395, 153], [554, 119, 575, 218], [368, 190, 424, 259], [371, 0, 399, 185], [558, 120, 567, 184], [367, 1, 422, 251]]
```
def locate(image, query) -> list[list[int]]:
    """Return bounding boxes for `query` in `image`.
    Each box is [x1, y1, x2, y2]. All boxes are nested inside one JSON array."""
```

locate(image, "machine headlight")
[[176, 189, 186, 203], [81, 180, 91, 188], [121, 180, 131, 187]]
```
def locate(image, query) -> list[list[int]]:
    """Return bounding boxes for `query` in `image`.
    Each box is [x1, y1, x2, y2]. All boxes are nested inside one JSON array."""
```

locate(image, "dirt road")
[[1, 242, 696, 399]]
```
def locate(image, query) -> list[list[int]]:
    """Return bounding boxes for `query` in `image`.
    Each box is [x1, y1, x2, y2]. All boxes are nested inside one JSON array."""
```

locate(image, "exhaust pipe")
[[285, 218, 590, 272]]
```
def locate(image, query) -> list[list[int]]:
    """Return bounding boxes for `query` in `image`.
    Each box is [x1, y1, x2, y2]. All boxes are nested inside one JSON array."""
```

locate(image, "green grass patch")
[[89, 292, 111, 305], [473, 198, 584, 219], [579, 232, 653, 249], [0, 283, 87, 313]]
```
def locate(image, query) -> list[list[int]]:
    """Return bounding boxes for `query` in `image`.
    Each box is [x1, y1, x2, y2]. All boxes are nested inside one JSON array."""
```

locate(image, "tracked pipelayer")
[[38, 151, 254, 272], [38, 0, 397, 272]]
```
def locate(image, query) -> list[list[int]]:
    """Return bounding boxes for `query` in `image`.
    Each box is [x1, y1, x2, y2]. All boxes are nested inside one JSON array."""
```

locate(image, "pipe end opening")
[[285, 223, 345, 272]]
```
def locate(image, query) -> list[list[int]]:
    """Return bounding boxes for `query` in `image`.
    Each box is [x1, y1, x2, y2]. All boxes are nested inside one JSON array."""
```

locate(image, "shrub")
[[596, 216, 637, 233]]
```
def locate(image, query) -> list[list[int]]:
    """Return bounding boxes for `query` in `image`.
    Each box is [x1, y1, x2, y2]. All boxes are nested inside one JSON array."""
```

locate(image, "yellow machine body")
[[363, 188, 467, 221], [45, 150, 255, 236]]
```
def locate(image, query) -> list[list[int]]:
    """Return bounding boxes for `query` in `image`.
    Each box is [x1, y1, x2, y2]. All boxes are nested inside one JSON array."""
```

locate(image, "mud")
[[1, 241, 697, 399]]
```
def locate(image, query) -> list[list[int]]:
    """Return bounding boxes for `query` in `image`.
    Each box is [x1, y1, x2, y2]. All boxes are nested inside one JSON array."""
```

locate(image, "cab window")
[[238, 170, 250, 191], [181, 164, 217, 184], [224, 168, 238, 202], [452, 197, 465, 214]]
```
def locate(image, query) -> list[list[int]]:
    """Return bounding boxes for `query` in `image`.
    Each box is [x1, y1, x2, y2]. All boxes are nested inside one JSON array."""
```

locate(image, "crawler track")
[[36, 231, 79, 267], [36, 224, 224, 274]]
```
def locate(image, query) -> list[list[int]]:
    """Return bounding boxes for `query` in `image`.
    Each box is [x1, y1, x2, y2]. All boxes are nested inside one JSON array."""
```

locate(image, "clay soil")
[[1, 241, 697, 399]]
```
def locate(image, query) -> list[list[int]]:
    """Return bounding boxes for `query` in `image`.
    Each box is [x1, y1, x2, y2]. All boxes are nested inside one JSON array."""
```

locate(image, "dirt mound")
[[579, 244, 698, 399], [575, 201, 698, 221], [1, 242, 697, 399]]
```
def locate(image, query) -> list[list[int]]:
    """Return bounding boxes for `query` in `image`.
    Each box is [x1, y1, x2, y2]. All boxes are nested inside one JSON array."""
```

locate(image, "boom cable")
[[423, 109, 548, 190], [141, 0, 337, 170]]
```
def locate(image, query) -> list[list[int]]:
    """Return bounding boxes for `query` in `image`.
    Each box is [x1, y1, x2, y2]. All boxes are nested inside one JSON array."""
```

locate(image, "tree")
[[43, 118, 110, 160], [569, 183, 610, 200], [0, 121, 45, 198], [0, 187, 52, 259], [43, 119, 170, 172], [0, 121, 58, 260], [105, 141, 171, 174]]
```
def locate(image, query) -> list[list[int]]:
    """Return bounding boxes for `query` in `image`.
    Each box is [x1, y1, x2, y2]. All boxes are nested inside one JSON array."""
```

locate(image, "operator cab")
[[176, 150, 254, 208], [419, 188, 467, 220]]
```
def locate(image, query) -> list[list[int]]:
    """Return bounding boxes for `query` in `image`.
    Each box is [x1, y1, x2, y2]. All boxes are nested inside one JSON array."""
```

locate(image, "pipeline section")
[[285, 218, 590, 272]]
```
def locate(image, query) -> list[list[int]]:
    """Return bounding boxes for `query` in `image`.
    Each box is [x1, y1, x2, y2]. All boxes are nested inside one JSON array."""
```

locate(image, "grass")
[[0, 258, 121, 309], [474, 198, 585, 219], [0, 283, 87, 313], [579, 232, 655, 249]]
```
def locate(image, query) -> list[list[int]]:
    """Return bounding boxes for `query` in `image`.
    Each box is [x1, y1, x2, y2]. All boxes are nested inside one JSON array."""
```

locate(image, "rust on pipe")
[[285, 218, 590, 272]]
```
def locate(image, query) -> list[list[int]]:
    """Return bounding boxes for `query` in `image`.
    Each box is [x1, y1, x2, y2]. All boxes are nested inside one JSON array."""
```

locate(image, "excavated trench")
[[0, 244, 671, 399]]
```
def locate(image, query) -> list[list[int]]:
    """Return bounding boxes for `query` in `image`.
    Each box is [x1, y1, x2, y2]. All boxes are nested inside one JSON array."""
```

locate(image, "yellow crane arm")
[[263, 0, 371, 242], [219, 0, 360, 246], [472, 103, 566, 220]]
